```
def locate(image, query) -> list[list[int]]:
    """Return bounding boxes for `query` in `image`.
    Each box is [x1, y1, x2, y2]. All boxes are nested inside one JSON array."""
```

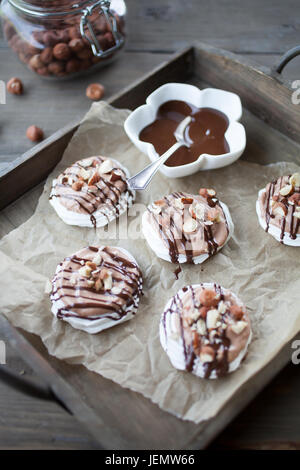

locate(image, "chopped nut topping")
[[86, 261, 97, 271], [150, 203, 162, 215], [98, 159, 113, 174], [181, 197, 193, 205], [230, 304, 244, 321], [200, 346, 215, 363], [95, 278, 103, 291], [87, 279, 95, 287], [272, 202, 288, 217], [196, 318, 207, 335], [174, 198, 184, 210], [183, 218, 198, 233], [80, 158, 94, 168], [92, 253, 102, 266], [279, 184, 294, 197], [289, 172, 300, 187], [79, 168, 92, 181], [111, 286, 122, 295], [199, 289, 219, 308], [88, 171, 100, 186], [206, 309, 220, 329], [218, 301, 227, 314], [72, 181, 84, 191], [78, 265, 92, 278], [231, 321, 248, 335], [190, 202, 205, 221], [207, 208, 221, 223]]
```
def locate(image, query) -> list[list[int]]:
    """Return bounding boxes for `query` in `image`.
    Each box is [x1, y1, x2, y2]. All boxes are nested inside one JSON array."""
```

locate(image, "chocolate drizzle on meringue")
[[147, 192, 229, 264], [50, 157, 134, 223], [51, 246, 143, 322], [263, 175, 300, 242], [163, 284, 231, 379]]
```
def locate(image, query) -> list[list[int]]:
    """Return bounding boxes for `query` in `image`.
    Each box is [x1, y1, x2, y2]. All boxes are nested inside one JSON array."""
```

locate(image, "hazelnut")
[[68, 26, 81, 39], [48, 61, 65, 75], [199, 289, 218, 308], [290, 173, 300, 187], [69, 38, 85, 52], [289, 193, 300, 205], [43, 31, 60, 47], [4, 22, 15, 40], [272, 201, 288, 217], [230, 305, 244, 321], [88, 171, 101, 186], [72, 181, 84, 191], [29, 54, 44, 69], [199, 306, 209, 319], [53, 43, 71, 61], [76, 48, 93, 60], [26, 125, 44, 142], [36, 67, 49, 77], [65, 59, 81, 74], [6, 77, 23, 95], [40, 47, 53, 65], [86, 83, 105, 101], [200, 346, 215, 363], [279, 184, 294, 197]]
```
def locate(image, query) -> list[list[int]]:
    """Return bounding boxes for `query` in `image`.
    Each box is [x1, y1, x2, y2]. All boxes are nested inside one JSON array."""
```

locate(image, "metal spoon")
[[127, 116, 192, 191]]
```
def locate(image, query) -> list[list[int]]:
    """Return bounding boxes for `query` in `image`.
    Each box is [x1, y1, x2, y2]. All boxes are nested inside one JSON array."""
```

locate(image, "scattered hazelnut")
[[86, 83, 105, 101], [26, 125, 44, 142], [6, 77, 23, 95]]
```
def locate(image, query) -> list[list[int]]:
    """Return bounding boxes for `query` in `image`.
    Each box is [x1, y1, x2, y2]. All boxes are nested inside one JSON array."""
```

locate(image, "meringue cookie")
[[50, 245, 143, 334], [49, 156, 135, 228], [142, 191, 234, 264], [256, 173, 300, 246], [160, 283, 252, 379]]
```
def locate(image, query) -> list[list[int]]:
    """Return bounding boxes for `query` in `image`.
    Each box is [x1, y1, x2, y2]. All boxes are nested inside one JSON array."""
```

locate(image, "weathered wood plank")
[[125, 0, 300, 54]]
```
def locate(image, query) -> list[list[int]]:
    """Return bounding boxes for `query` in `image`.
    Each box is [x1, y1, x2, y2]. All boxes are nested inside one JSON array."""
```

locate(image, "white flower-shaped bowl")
[[124, 83, 246, 178]]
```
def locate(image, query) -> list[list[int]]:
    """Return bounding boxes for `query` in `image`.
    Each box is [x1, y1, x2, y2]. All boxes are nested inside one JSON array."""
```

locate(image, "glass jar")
[[1, 0, 126, 78]]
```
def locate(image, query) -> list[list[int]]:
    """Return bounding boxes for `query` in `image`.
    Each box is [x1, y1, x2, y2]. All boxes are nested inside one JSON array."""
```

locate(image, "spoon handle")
[[127, 142, 182, 191]]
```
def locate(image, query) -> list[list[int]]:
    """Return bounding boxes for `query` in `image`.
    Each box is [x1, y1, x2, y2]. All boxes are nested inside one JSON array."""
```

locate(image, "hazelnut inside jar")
[[1, 0, 126, 79]]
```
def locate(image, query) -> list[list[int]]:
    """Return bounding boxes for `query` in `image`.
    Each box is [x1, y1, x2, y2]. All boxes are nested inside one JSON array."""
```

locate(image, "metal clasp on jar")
[[80, 0, 124, 58]]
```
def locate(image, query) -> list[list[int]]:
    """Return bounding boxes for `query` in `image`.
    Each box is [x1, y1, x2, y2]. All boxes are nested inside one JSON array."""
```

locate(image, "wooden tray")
[[1, 42, 300, 450]]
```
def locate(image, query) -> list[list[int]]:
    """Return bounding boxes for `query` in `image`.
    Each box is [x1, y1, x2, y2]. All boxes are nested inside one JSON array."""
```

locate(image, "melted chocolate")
[[139, 100, 230, 167]]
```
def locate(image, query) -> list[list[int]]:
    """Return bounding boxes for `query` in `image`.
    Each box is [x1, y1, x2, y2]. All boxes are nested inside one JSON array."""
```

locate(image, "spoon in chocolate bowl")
[[127, 116, 192, 191]]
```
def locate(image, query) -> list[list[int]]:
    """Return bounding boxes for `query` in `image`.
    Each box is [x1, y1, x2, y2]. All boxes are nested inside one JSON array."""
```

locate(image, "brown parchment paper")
[[1, 102, 300, 424]]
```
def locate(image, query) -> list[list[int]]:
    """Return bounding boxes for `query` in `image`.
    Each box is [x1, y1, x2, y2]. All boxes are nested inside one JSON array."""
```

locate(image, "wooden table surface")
[[0, 0, 300, 450]]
